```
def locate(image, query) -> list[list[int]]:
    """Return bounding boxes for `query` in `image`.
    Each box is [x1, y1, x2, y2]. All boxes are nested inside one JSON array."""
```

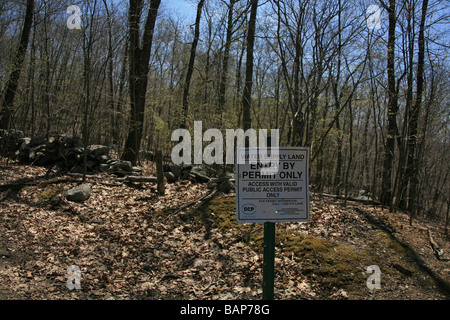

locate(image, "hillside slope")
[[1, 161, 449, 300]]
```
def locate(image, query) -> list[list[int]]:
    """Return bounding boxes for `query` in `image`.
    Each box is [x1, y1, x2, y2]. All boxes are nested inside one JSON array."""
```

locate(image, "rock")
[[216, 172, 235, 182], [182, 165, 192, 171], [46, 135, 61, 147], [87, 145, 110, 157], [36, 152, 59, 165], [180, 169, 191, 180], [17, 138, 32, 161], [209, 172, 235, 193], [86, 160, 98, 170], [0, 129, 25, 157], [132, 166, 143, 174], [190, 166, 210, 182], [109, 160, 133, 173], [29, 137, 47, 148], [169, 165, 182, 179], [139, 150, 154, 161], [190, 171, 210, 183], [164, 171, 177, 183], [97, 154, 112, 163], [118, 160, 133, 172], [190, 166, 211, 182], [99, 163, 110, 172], [67, 136, 83, 148], [107, 160, 134, 177], [64, 147, 83, 158], [65, 183, 92, 203], [218, 178, 234, 193]]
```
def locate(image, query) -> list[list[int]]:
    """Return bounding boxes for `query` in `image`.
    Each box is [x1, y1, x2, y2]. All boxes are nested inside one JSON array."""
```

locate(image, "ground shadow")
[[353, 206, 450, 298]]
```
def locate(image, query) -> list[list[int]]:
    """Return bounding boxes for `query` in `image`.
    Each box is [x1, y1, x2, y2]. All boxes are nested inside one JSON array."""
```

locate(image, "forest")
[[0, 0, 449, 301]]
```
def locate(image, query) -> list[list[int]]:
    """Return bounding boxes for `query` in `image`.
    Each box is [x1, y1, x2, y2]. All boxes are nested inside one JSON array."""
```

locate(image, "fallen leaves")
[[1, 161, 449, 300]]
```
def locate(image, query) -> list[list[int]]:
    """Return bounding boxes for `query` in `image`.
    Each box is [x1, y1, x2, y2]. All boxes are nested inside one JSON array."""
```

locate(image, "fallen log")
[[0, 177, 78, 190], [315, 192, 381, 205], [123, 175, 157, 183], [68, 173, 157, 183], [428, 229, 444, 260], [68, 173, 104, 179]]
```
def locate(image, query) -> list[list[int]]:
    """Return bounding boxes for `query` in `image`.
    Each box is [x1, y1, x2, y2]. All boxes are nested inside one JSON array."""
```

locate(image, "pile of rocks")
[[0, 129, 141, 176], [0, 129, 28, 158], [209, 172, 235, 193], [163, 164, 211, 183], [163, 164, 235, 193], [1, 129, 235, 193]]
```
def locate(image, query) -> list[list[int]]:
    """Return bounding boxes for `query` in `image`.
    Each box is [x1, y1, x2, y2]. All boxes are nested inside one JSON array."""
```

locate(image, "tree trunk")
[[26, 14, 36, 136], [0, 0, 34, 129], [217, 0, 236, 127], [380, 0, 398, 208], [83, 0, 99, 181], [115, 39, 129, 148], [344, 99, 354, 202], [181, 0, 205, 129], [103, 0, 116, 145], [155, 149, 165, 195], [122, 0, 161, 165], [396, 2, 415, 210], [44, 3, 51, 140], [242, 0, 258, 131], [407, 0, 428, 223], [445, 199, 449, 235], [333, 1, 343, 195]]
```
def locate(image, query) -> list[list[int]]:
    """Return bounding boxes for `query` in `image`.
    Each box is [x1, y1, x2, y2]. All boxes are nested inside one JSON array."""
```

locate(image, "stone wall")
[[0, 129, 140, 176], [0, 129, 235, 192]]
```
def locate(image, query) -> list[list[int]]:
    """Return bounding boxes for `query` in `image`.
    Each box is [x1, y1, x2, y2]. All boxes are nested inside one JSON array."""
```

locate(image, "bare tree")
[[82, 0, 99, 181], [242, 0, 258, 131], [406, 0, 429, 222], [181, 0, 205, 129], [122, 0, 161, 165], [380, 0, 399, 208], [0, 0, 34, 130]]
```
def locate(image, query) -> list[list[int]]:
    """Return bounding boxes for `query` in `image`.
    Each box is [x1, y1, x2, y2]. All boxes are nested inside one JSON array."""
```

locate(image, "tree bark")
[[242, 0, 258, 131], [122, 0, 161, 165], [181, 0, 205, 129], [103, 0, 116, 145], [0, 0, 34, 129], [333, 0, 343, 195], [82, 0, 98, 182], [217, 0, 236, 126], [380, 0, 398, 208], [155, 149, 165, 195], [396, 1, 415, 210], [407, 0, 428, 222]]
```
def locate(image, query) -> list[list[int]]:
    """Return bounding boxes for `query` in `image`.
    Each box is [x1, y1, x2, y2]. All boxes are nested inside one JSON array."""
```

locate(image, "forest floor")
[[0, 159, 449, 300]]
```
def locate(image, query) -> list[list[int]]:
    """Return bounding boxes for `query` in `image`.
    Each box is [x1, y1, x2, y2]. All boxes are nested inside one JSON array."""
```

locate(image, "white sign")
[[235, 147, 310, 223]]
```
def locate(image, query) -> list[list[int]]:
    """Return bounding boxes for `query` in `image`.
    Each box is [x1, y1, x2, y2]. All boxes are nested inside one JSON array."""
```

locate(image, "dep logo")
[[242, 203, 256, 215]]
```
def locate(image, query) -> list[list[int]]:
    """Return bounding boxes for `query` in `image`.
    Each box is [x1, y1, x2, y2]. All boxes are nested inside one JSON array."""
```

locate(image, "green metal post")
[[263, 222, 275, 300], [262, 135, 275, 300]]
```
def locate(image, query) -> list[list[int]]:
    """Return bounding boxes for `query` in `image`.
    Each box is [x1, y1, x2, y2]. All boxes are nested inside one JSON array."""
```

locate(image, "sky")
[[160, 0, 196, 21]]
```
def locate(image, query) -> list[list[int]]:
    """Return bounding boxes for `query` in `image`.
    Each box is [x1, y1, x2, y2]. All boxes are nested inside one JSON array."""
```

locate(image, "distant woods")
[[0, 0, 449, 224]]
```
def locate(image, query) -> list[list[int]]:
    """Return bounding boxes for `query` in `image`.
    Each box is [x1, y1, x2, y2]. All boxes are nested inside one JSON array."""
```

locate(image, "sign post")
[[235, 146, 310, 299], [262, 221, 275, 300]]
